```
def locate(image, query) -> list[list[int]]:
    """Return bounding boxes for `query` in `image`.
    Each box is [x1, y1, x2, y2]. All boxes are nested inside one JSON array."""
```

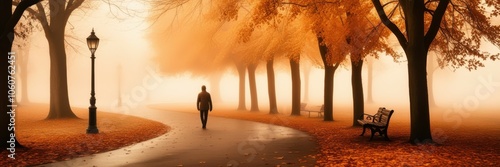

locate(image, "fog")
[[16, 2, 500, 120]]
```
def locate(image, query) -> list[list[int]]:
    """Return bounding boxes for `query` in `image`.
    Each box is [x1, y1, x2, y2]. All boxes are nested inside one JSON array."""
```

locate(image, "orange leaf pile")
[[1, 104, 169, 166]]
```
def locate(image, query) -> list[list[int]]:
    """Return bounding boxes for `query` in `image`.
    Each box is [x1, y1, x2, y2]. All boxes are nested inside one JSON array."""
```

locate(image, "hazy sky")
[[17, 1, 500, 116]]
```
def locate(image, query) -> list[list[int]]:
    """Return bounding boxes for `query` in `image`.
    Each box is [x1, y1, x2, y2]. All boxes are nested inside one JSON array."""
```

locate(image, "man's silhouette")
[[197, 85, 212, 129]]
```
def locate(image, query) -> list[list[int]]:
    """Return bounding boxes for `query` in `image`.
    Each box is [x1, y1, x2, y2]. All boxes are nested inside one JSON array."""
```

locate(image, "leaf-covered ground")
[[201, 105, 500, 166], [1, 104, 169, 167], [3, 103, 499, 166]]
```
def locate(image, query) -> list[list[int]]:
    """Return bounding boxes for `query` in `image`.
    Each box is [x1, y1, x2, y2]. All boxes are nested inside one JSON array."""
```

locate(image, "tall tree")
[[149, 1, 270, 111], [343, 1, 396, 126], [371, 0, 500, 144], [289, 55, 301, 116], [316, 36, 341, 121], [17, 0, 86, 119], [1, 0, 42, 151], [266, 58, 278, 114], [247, 63, 260, 111], [259, 15, 312, 116], [236, 1, 351, 120]]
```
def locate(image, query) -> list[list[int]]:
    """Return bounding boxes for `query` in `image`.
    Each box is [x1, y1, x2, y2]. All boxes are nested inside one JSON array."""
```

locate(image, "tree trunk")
[[366, 57, 374, 103], [290, 57, 301, 116], [1, 0, 22, 151], [407, 51, 432, 143], [266, 58, 278, 114], [45, 18, 77, 119], [247, 63, 259, 111], [1, 0, 42, 151], [351, 57, 364, 126], [405, 2, 433, 144], [236, 63, 246, 110], [323, 65, 336, 121], [317, 36, 337, 121], [372, 0, 450, 144]]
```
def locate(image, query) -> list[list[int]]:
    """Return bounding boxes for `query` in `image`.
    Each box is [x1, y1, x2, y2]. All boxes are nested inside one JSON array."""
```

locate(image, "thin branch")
[[1, 0, 42, 39], [371, 0, 407, 49], [424, 0, 450, 49], [67, 0, 84, 14]]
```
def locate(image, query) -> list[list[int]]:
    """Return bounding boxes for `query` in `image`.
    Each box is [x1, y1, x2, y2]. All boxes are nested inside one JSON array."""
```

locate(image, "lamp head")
[[86, 28, 99, 54]]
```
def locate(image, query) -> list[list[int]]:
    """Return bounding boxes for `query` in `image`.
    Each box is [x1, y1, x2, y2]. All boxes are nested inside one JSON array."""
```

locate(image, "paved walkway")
[[38, 107, 317, 166]]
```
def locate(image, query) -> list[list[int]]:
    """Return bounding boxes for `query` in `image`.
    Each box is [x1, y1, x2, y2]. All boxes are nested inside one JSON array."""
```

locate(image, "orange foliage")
[[209, 0, 397, 66], [375, 0, 500, 70]]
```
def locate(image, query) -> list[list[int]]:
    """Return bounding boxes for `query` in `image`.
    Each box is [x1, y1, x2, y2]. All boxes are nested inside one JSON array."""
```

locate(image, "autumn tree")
[[149, 0, 303, 113], [150, 1, 250, 111], [371, 0, 500, 143], [232, 30, 270, 112], [342, 0, 396, 126], [1, 0, 42, 150], [16, 0, 88, 119], [224, 1, 324, 115], [279, 1, 394, 121], [150, 0, 393, 119], [202, 0, 382, 120], [212, 1, 338, 119]]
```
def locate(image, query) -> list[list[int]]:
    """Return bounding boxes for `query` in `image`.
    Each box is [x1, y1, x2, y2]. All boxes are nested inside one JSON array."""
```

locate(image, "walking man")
[[197, 85, 212, 129]]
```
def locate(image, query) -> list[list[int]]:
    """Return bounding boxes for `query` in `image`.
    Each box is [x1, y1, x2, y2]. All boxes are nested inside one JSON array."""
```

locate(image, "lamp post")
[[86, 28, 99, 134]]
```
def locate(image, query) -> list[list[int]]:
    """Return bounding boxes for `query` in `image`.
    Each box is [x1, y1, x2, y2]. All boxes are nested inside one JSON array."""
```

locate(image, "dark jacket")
[[197, 91, 212, 111]]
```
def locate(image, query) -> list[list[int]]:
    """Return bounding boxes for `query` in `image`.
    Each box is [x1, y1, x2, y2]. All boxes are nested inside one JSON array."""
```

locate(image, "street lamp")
[[86, 28, 99, 134]]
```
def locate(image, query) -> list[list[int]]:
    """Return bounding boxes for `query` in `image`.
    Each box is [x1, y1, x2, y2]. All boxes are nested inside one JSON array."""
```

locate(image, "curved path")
[[38, 107, 317, 166]]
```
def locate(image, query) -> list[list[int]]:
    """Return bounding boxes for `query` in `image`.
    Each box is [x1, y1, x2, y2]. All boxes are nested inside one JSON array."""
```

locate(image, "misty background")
[[16, 1, 500, 118]]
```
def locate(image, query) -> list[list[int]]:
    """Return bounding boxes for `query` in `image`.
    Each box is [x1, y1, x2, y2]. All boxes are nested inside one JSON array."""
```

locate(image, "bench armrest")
[[363, 114, 377, 122]]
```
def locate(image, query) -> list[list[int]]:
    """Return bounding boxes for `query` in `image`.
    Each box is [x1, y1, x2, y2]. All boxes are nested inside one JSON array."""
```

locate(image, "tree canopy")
[[371, 0, 500, 143]]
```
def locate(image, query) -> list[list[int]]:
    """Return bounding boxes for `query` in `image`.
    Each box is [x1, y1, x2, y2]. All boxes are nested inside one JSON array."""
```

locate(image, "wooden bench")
[[300, 103, 324, 118], [357, 107, 395, 141]]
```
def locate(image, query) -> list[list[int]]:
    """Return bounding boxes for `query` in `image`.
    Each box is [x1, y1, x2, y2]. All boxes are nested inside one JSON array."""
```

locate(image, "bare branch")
[[67, 0, 85, 14]]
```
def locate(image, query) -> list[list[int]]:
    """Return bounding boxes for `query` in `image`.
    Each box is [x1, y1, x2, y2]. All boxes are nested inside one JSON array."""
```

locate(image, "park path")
[[38, 107, 317, 167]]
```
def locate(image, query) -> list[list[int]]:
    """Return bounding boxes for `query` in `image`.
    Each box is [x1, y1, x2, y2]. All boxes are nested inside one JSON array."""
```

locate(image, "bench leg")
[[368, 127, 390, 141], [360, 125, 367, 136], [382, 129, 390, 141], [369, 128, 376, 141], [369, 127, 380, 141]]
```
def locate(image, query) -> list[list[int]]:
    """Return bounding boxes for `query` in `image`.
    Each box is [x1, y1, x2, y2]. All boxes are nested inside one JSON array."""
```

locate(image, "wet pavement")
[[38, 107, 317, 167]]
